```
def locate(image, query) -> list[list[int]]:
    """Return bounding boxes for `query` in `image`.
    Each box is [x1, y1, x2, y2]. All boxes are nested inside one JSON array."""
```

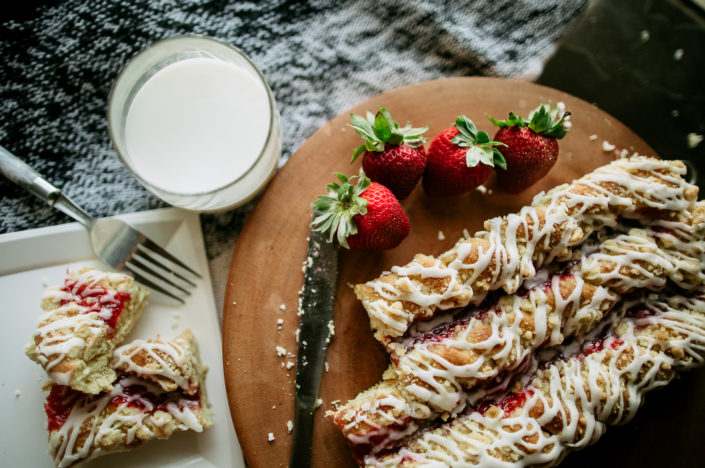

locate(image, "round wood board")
[[222, 77, 705, 468]]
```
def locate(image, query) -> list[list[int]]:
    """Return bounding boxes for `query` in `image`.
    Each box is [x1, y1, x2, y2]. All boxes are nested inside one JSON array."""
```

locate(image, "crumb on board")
[[589, 134, 598, 141], [325, 361, 329, 372], [276, 346, 287, 357], [475, 185, 487, 195], [287, 361, 295, 370], [687, 133, 703, 149], [315, 398, 323, 409], [602, 140, 616, 152], [437, 230, 446, 241], [673, 48, 684, 61], [268, 432, 275, 442], [287, 420, 293, 433], [280, 304, 287, 312]]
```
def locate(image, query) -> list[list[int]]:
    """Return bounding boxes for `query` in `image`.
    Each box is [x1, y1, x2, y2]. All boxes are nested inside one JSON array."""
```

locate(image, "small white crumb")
[[672, 110, 680, 118], [462, 229, 471, 239], [687, 133, 703, 149], [281, 362, 285, 368], [286, 361, 294, 370], [618, 148, 629, 159], [287, 420, 293, 433], [475, 185, 487, 194], [272, 405, 276, 409], [602, 140, 616, 152], [589, 134, 598, 141], [673, 48, 684, 61], [14, 390, 21, 398], [639, 30, 650, 43], [315, 398, 323, 408], [276, 346, 287, 357], [280, 304, 287, 311], [437, 230, 446, 241], [277, 318, 284, 325], [232, 301, 237, 305], [325, 361, 329, 372], [295, 328, 300, 343], [325, 321, 335, 344], [268, 432, 275, 442]]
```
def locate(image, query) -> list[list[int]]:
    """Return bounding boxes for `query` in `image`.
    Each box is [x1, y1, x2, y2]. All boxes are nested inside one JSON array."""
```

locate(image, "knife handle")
[[289, 397, 314, 468]]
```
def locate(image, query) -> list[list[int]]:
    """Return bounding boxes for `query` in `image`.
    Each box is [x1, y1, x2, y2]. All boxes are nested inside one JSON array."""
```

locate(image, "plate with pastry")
[[0, 208, 243, 468]]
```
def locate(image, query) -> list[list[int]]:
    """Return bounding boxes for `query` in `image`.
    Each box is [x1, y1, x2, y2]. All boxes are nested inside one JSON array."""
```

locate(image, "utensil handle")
[[0, 143, 60, 204], [0, 143, 95, 228], [289, 397, 314, 468]]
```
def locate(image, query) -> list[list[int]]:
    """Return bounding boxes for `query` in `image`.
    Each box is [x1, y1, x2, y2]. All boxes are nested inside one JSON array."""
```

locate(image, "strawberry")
[[349, 107, 428, 200], [311, 172, 410, 250], [423, 115, 506, 197], [488, 103, 571, 194]]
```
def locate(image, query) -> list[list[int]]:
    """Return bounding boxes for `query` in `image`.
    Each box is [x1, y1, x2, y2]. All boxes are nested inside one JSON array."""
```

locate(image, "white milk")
[[124, 57, 271, 195]]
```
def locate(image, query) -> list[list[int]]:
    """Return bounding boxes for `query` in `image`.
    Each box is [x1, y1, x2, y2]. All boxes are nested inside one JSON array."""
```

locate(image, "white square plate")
[[0, 208, 244, 468]]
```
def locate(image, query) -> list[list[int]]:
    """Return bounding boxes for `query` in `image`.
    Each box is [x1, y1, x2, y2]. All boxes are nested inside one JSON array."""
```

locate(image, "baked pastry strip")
[[25, 267, 149, 394], [45, 330, 212, 468], [355, 157, 699, 348], [112, 329, 204, 395], [330, 217, 705, 457], [367, 290, 705, 467]]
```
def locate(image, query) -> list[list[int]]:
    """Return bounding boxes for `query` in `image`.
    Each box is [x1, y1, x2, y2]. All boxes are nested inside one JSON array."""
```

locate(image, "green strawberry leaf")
[[373, 111, 392, 142], [311, 171, 371, 249], [492, 148, 507, 170], [351, 145, 366, 163], [465, 146, 484, 168], [347, 107, 428, 157]]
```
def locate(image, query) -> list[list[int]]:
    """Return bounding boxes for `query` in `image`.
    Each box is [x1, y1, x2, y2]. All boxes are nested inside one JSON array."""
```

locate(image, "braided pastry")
[[368, 290, 705, 467], [46, 329, 212, 468], [330, 211, 705, 458], [355, 157, 698, 349], [25, 267, 149, 394]]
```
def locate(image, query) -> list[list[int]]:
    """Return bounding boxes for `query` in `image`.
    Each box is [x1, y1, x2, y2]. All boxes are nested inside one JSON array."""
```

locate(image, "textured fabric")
[[0, 0, 587, 311]]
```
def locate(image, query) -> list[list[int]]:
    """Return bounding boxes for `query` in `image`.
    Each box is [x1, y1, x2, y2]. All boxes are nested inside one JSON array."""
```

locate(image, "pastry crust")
[[25, 267, 149, 394], [367, 290, 705, 467], [331, 211, 705, 458], [112, 329, 204, 394], [46, 330, 212, 468], [355, 157, 699, 349]]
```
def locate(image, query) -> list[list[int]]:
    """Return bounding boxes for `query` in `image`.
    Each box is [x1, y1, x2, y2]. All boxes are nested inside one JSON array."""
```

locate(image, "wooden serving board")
[[222, 77, 705, 467]]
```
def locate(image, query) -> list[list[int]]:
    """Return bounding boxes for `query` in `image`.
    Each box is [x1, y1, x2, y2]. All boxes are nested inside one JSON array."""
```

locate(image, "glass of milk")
[[107, 36, 281, 211]]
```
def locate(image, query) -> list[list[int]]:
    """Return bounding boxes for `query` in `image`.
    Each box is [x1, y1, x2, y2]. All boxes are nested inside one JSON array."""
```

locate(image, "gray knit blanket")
[[0, 0, 587, 307]]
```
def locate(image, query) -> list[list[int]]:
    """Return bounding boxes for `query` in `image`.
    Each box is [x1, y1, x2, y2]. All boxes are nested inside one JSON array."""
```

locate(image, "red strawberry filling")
[[60, 278, 131, 332], [45, 374, 201, 432]]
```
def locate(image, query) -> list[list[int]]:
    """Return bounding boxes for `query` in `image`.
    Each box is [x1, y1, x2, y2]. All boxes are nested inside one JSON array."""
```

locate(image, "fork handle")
[[0, 143, 61, 204], [0, 143, 96, 228]]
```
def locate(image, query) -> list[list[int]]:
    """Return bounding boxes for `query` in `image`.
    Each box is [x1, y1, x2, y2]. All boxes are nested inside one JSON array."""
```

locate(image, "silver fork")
[[0, 143, 200, 303]]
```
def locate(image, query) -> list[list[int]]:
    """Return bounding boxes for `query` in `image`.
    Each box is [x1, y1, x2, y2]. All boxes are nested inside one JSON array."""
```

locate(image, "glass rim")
[[106, 34, 279, 198]]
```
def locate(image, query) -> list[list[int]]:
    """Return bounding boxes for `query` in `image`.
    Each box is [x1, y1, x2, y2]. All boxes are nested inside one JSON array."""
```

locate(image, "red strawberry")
[[489, 103, 570, 194], [350, 107, 428, 200], [423, 115, 506, 197], [311, 172, 410, 250]]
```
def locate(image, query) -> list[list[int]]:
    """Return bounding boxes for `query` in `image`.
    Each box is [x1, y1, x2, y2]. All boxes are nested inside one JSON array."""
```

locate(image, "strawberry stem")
[[349, 107, 428, 162], [311, 172, 370, 249]]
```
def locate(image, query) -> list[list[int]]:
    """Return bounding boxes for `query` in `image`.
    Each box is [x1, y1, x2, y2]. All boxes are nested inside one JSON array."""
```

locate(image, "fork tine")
[[129, 254, 192, 296], [135, 244, 197, 287], [139, 237, 202, 278], [124, 265, 185, 304]]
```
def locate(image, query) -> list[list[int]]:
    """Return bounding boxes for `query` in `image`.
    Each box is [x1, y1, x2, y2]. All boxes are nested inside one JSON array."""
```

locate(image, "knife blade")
[[289, 214, 339, 468]]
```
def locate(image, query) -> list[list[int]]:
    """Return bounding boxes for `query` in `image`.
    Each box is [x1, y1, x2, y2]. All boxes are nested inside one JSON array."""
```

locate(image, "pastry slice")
[[26, 267, 149, 394], [355, 156, 701, 349], [369, 289, 705, 467], [45, 330, 212, 468]]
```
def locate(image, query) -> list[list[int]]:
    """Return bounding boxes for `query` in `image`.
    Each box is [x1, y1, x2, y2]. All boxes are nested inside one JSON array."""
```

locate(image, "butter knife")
[[289, 214, 339, 467]]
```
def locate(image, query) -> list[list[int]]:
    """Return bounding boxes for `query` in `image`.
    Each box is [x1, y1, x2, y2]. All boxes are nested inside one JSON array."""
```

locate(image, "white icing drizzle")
[[25, 268, 134, 387], [356, 157, 697, 346], [112, 331, 197, 393], [333, 216, 705, 457], [49, 375, 204, 467], [368, 290, 705, 467]]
